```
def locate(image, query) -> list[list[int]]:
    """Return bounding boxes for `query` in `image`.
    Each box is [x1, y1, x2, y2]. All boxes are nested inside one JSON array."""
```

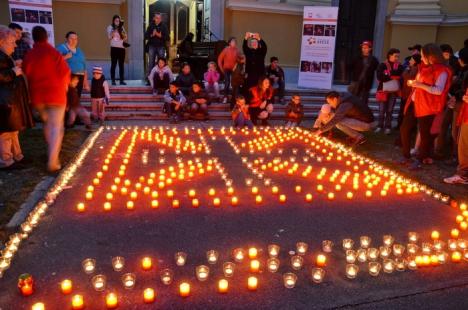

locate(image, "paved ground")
[[0, 125, 467, 310]]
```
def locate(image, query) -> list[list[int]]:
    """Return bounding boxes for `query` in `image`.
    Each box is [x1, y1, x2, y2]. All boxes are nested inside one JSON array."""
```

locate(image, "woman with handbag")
[[399, 43, 452, 170], [375, 48, 403, 134], [107, 15, 128, 85]]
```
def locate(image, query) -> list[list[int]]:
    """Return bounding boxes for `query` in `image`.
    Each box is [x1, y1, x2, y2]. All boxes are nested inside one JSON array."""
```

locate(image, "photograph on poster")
[[321, 62, 333, 73], [313, 24, 324, 36], [39, 11, 53, 24], [26, 10, 39, 23], [303, 24, 314, 36], [11, 8, 26, 22], [324, 25, 336, 37], [300, 60, 311, 72]]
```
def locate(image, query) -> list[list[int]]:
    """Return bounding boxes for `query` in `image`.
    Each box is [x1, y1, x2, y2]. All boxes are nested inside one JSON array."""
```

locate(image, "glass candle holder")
[[357, 249, 367, 263], [458, 239, 467, 250], [196, 265, 210, 281], [248, 247, 258, 259], [311, 268, 325, 283], [437, 252, 448, 264], [141, 257, 152, 271], [291, 255, 304, 270], [421, 242, 432, 254], [346, 250, 356, 263], [143, 287, 155, 304], [368, 262, 381, 276], [383, 235, 394, 247], [160, 269, 173, 285], [407, 244, 419, 255], [218, 279, 229, 293], [82, 258, 96, 274], [342, 239, 354, 250], [250, 259, 260, 272], [179, 282, 190, 297], [247, 276, 258, 291], [395, 258, 406, 271], [268, 244, 280, 257], [433, 240, 445, 251], [322, 240, 334, 253], [175, 252, 187, 266], [393, 244, 405, 257], [283, 273, 297, 289], [379, 246, 391, 259], [223, 262, 235, 277], [232, 248, 245, 262], [91, 274, 106, 291], [296, 242, 308, 255], [122, 273, 136, 289], [367, 248, 379, 261], [267, 258, 280, 273], [407, 257, 418, 270], [360, 236, 371, 249], [112, 256, 125, 272], [346, 264, 359, 279], [383, 259, 395, 273], [206, 250, 219, 264], [316, 254, 327, 267], [60, 279, 73, 295], [408, 231, 420, 243]]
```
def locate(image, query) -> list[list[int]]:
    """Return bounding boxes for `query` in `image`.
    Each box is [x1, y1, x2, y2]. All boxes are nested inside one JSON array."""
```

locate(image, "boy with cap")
[[90, 66, 111, 125]]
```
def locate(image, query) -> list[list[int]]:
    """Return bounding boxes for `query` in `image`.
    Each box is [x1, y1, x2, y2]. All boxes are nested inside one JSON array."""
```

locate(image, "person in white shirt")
[[107, 15, 127, 85]]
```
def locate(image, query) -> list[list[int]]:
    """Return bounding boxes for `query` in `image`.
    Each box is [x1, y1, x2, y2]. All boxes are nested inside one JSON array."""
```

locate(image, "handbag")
[[382, 62, 400, 92], [376, 90, 388, 102]]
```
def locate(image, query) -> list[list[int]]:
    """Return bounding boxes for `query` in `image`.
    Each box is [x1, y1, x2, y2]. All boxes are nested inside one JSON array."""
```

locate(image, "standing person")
[[145, 12, 169, 83], [399, 43, 452, 170], [403, 44, 422, 68], [175, 62, 195, 96], [243, 32, 267, 89], [230, 54, 246, 110], [266, 56, 286, 104], [23, 26, 70, 172], [0, 25, 33, 170], [148, 57, 173, 95], [177, 32, 194, 64], [8, 23, 31, 62], [66, 75, 92, 130], [218, 37, 239, 104], [284, 94, 303, 128], [107, 15, 127, 86], [90, 67, 111, 125], [57, 31, 89, 97], [444, 88, 468, 184], [163, 81, 186, 124], [314, 91, 375, 146], [440, 44, 460, 75], [348, 41, 379, 106], [375, 48, 404, 134], [248, 76, 274, 126], [397, 54, 421, 130]]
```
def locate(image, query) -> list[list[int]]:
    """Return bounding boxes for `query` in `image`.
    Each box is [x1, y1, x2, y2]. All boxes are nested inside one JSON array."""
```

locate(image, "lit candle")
[[268, 244, 280, 257], [151, 200, 159, 208], [247, 276, 258, 291], [346, 250, 357, 263], [141, 257, 152, 270], [122, 273, 136, 289], [267, 258, 280, 273], [71, 294, 84, 310], [383, 259, 394, 273], [322, 240, 333, 253], [76, 203, 85, 213], [126, 201, 134, 210], [316, 254, 327, 267], [233, 248, 245, 262], [103, 202, 112, 211], [342, 239, 354, 250], [452, 251, 462, 263], [279, 194, 287, 203], [255, 195, 262, 204], [160, 269, 173, 285], [311, 268, 325, 283], [451, 229, 460, 239], [207, 250, 218, 264], [82, 258, 96, 274], [392, 244, 405, 257], [291, 255, 304, 270], [360, 236, 371, 249], [250, 259, 260, 272], [218, 279, 229, 293], [175, 252, 187, 266], [367, 248, 379, 261], [296, 242, 308, 255], [196, 265, 210, 281], [106, 293, 118, 309], [383, 235, 394, 247], [305, 193, 313, 202], [143, 288, 155, 303], [112, 256, 125, 272], [368, 262, 381, 276], [408, 232, 419, 243], [179, 282, 190, 297], [248, 247, 258, 259], [91, 274, 106, 291], [61, 279, 72, 294], [346, 192, 353, 199], [32, 303, 45, 310], [283, 273, 297, 289], [431, 230, 440, 240], [172, 199, 180, 208], [213, 197, 221, 207], [271, 186, 279, 194], [223, 262, 235, 277], [346, 264, 359, 279]]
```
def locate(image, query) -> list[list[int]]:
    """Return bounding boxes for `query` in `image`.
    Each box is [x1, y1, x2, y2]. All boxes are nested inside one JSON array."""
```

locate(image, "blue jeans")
[[147, 45, 166, 75], [223, 70, 232, 96], [378, 93, 397, 129], [234, 112, 253, 129]]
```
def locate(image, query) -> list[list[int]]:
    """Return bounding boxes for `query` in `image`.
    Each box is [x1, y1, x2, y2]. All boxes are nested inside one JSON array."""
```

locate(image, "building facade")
[[1, 0, 467, 84]]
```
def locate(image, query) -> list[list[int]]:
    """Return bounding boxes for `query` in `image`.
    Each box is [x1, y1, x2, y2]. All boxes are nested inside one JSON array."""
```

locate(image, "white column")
[[127, 0, 145, 80], [373, 0, 388, 60], [209, 0, 224, 40]]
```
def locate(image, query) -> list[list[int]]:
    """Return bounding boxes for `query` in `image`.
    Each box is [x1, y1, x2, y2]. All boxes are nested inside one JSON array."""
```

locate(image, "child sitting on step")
[[204, 61, 220, 101], [66, 74, 92, 130], [285, 94, 304, 128], [148, 57, 174, 95]]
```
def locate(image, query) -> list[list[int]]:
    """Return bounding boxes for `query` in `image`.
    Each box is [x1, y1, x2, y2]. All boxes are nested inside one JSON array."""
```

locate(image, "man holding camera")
[[145, 13, 169, 83]]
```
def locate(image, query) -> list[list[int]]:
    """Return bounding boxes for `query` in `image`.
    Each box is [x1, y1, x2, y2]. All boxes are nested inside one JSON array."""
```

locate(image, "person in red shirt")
[[248, 76, 274, 126], [23, 26, 71, 172], [218, 37, 239, 104]]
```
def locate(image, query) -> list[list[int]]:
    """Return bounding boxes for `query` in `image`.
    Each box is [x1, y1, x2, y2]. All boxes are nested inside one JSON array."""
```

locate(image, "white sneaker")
[[410, 148, 417, 156], [384, 128, 391, 135], [374, 127, 382, 133], [443, 175, 468, 184], [222, 97, 228, 104]]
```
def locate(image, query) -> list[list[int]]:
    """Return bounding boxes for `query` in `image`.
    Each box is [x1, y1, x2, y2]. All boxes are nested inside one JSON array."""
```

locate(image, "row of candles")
[[0, 128, 105, 279]]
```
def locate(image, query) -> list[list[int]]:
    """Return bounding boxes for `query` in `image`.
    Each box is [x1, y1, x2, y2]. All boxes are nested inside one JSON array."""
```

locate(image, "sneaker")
[[111, 81, 116, 86], [145, 80, 151, 86], [374, 127, 382, 133], [351, 136, 367, 147], [279, 98, 286, 105], [410, 148, 418, 156], [120, 81, 127, 85], [408, 159, 422, 171], [384, 128, 391, 135], [222, 97, 228, 104], [443, 175, 468, 184]]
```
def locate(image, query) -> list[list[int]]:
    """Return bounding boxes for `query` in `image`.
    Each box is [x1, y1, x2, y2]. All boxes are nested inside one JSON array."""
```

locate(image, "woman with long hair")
[[248, 76, 274, 126], [399, 43, 452, 170], [107, 15, 127, 85]]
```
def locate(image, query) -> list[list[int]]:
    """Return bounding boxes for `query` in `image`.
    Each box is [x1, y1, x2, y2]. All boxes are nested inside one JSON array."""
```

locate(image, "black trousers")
[[110, 47, 125, 82], [400, 102, 436, 160]]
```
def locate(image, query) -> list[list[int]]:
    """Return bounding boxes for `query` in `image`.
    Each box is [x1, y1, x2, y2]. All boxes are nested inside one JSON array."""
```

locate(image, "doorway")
[[333, 0, 377, 84]]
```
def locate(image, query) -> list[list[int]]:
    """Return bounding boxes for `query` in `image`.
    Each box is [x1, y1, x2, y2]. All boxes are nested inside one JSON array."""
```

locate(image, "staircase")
[[81, 83, 399, 121]]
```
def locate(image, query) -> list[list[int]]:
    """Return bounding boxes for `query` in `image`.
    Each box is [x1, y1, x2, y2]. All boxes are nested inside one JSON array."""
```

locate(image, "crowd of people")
[[0, 12, 467, 186]]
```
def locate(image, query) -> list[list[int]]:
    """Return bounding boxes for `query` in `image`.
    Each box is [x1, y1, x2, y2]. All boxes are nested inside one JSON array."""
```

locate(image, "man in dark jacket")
[[243, 32, 267, 89], [145, 13, 169, 78], [348, 41, 379, 107], [315, 91, 375, 146], [8, 23, 31, 61], [266, 56, 285, 104], [0, 26, 33, 169]]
